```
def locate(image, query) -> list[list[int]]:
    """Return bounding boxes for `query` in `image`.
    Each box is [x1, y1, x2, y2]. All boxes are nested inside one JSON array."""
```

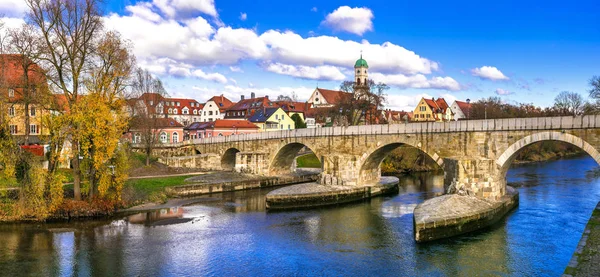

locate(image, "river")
[[1, 156, 599, 276]]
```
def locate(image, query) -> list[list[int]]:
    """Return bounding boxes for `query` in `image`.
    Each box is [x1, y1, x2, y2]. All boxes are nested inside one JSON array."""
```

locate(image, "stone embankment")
[[413, 186, 519, 242], [265, 176, 399, 210], [564, 202, 600, 277], [166, 169, 320, 197]]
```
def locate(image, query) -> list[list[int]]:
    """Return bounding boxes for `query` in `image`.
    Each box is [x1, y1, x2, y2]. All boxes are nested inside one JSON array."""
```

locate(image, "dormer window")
[[8, 89, 14, 97], [173, 108, 178, 114], [176, 102, 180, 106]]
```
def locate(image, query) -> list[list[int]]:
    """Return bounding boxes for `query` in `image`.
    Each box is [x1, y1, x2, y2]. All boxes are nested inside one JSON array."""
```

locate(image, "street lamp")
[[466, 98, 471, 120], [484, 103, 487, 120]]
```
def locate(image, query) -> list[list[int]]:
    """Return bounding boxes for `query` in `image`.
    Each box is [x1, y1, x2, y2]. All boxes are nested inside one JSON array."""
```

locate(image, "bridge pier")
[[443, 157, 505, 200], [234, 152, 269, 175], [319, 154, 361, 186]]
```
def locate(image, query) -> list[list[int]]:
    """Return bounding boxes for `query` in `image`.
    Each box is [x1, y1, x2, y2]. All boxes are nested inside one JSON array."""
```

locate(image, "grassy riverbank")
[[296, 153, 321, 168]]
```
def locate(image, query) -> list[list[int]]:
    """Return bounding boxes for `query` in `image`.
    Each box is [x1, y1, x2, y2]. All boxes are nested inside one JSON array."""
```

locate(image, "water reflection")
[[0, 156, 599, 276]]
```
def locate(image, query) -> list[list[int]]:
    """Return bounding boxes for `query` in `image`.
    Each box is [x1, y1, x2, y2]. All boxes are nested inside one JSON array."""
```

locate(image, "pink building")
[[128, 118, 185, 144], [184, 119, 259, 140]]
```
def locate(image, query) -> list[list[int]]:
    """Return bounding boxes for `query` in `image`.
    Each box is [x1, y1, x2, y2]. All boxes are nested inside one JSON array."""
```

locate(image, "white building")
[[450, 100, 472, 120], [201, 95, 234, 122]]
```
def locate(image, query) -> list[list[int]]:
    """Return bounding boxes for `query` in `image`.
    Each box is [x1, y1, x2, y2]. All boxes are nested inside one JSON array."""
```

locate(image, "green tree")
[[291, 113, 306, 129]]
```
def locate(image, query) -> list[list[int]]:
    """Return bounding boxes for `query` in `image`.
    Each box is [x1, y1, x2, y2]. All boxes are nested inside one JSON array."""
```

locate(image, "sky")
[[1, 0, 599, 111]]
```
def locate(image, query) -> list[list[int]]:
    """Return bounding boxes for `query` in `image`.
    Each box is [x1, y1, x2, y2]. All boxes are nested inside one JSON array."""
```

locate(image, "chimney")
[[265, 95, 269, 99], [251, 92, 255, 99], [241, 95, 245, 100], [221, 94, 223, 101]]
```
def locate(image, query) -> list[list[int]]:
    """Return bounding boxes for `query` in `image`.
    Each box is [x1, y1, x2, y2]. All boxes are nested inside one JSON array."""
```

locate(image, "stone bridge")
[[138, 115, 600, 200]]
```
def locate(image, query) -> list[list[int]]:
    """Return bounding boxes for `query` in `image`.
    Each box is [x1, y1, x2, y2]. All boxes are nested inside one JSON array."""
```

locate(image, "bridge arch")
[[359, 142, 441, 184], [269, 142, 322, 175], [221, 148, 240, 171], [496, 131, 600, 176]]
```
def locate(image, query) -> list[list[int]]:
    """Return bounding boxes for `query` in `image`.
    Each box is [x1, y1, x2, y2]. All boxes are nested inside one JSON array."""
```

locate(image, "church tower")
[[354, 54, 368, 86]]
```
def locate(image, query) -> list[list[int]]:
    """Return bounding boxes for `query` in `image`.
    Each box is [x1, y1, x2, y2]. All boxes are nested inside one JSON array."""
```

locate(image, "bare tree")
[[553, 91, 584, 116], [128, 68, 168, 166], [26, 0, 105, 200], [5, 24, 51, 146], [276, 92, 298, 102], [336, 80, 388, 125]]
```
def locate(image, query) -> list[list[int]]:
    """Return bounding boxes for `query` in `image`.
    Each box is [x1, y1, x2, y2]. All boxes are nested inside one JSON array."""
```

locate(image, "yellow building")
[[248, 107, 295, 131], [413, 97, 453, 122]]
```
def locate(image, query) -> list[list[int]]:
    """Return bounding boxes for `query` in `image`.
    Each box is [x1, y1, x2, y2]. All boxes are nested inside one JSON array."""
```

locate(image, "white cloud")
[[153, 0, 218, 18], [0, 0, 28, 18], [229, 66, 243, 72], [495, 88, 513, 95], [370, 73, 461, 91], [386, 93, 431, 111], [311, 7, 318, 12], [471, 66, 509, 81], [239, 12, 247, 21], [322, 6, 374, 36], [260, 30, 438, 75], [125, 2, 162, 22], [264, 63, 346, 81], [99, 2, 458, 90], [192, 69, 227, 84]]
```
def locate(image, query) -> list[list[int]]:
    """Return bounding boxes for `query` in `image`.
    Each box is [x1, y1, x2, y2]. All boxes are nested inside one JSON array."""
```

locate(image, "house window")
[[193, 110, 198, 115], [168, 108, 173, 114], [133, 133, 141, 143], [29, 124, 38, 134], [30, 107, 36, 117], [183, 109, 189, 115], [288, 124, 290, 129], [9, 125, 17, 134], [172, 132, 179, 143], [173, 108, 178, 114], [420, 106, 426, 111], [160, 132, 167, 143], [315, 97, 319, 102], [218, 133, 223, 136], [426, 114, 431, 118], [275, 115, 278, 120], [176, 102, 180, 106], [8, 89, 14, 97], [8, 106, 15, 117], [149, 100, 154, 106], [209, 111, 213, 115]]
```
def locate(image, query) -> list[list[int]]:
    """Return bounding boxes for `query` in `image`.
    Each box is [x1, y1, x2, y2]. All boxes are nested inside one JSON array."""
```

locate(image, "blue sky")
[[2, 0, 599, 110]]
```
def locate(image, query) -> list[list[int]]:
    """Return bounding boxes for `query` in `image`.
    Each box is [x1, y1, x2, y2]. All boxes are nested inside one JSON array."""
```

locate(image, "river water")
[[1, 156, 600, 276]]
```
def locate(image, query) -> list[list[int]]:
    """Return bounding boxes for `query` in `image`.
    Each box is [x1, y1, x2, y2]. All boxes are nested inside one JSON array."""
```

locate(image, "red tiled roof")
[[185, 119, 258, 130], [208, 95, 234, 112], [154, 118, 184, 128], [454, 100, 472, 114], [273, 101, 309, 113], [0, 54, 48, 101], [315, 88, 351, 104], [162, 97, 203, 115]]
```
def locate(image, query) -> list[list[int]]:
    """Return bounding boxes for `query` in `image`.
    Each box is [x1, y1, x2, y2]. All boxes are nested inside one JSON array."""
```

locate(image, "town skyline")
[[1, 0, 599, 111]]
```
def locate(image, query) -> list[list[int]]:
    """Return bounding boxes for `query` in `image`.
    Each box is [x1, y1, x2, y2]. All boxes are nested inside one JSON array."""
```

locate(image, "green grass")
[[126, 175, 193, 195], [296, 153, 321, 168], [131, 152, 158, 166]]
